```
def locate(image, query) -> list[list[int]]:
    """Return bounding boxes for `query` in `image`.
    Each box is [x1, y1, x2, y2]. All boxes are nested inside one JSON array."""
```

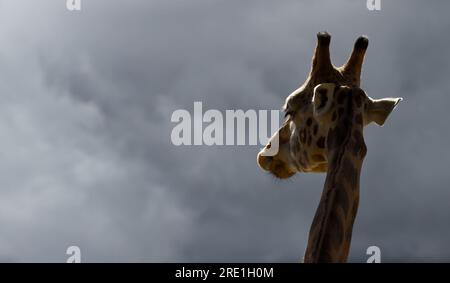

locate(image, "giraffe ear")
[[312, 83, 335, 117], [367, 97, 402, 126]]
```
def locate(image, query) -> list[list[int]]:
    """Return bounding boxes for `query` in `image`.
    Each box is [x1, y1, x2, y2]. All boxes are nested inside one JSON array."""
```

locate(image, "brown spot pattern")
[[316, 136, 326, 148], [300, 129, 306, 143], [331, 111, 337, 122], [337, 91, 346, 104], [312, 154, 326, 162]]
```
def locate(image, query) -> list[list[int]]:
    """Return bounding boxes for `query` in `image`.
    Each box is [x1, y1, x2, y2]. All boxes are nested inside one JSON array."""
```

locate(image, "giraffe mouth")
[[257, 153, 296, 179]]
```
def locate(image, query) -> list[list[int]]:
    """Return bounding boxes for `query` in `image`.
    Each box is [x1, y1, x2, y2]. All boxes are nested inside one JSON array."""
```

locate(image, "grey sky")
[[0, 0, 449, 262]]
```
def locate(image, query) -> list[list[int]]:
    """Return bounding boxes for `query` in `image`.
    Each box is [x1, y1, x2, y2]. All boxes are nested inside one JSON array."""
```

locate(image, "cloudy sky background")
[[0, 0, 449, 262]]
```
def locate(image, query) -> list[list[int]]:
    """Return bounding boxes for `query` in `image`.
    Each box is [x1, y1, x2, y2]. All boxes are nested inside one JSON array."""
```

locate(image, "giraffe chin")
[[269, 161, 296, 179]]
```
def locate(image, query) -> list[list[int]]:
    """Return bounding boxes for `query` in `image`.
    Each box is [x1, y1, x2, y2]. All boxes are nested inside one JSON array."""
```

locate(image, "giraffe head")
[[257, 32, 401, 178]]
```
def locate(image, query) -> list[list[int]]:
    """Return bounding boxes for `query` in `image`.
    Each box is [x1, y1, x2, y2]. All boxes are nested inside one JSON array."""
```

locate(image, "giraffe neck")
[[304, 90, 367, 263]]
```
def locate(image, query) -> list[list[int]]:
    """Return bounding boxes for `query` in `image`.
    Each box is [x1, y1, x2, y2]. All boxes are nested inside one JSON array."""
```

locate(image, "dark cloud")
[[0, 0, 448, 262]]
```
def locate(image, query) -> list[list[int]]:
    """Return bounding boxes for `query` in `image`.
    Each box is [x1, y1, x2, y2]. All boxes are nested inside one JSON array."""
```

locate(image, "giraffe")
[[256, 32, 401, 262]]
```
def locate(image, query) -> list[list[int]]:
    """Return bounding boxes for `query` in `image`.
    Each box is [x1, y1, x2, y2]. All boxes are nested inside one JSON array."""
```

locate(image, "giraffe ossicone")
[[257, 32, 402, 179]]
